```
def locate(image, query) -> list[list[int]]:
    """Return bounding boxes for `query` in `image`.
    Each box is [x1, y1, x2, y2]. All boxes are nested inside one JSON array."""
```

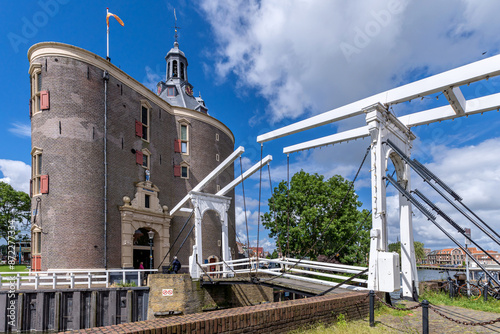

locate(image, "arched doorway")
[[133, 228, 156, 269]]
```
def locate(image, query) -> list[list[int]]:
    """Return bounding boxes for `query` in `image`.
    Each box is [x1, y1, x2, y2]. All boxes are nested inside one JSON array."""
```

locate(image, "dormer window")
[[167, 87, 176, 96]]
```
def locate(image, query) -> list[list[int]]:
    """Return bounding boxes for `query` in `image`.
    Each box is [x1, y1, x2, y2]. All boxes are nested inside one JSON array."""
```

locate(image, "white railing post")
[[70, 274, 75, 289], [137, 271, 141, 287], [106, 271, 110, 288], [52, 273, 57, 289], [122, 270, 126, 284], [88, 272, 92, 288], [16, 274, 21, 290], [35, 274, 39, 290]]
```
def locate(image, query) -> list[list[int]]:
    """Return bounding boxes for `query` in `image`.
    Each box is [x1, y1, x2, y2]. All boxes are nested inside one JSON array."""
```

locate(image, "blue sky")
[[2, 0, 500, 253]]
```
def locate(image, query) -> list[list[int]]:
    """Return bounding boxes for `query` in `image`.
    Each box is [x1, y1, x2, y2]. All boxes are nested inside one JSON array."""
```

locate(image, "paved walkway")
[[374, 301, 500, 333]]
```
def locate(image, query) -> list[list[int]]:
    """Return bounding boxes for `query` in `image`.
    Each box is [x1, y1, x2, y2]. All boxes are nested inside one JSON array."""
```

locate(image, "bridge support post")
[[365, 104, 389, 292], [364, 103, 417, 296]]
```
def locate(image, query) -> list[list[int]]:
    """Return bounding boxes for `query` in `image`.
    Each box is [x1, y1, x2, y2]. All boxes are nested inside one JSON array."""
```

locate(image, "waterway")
[[417, 268, 460, 281]]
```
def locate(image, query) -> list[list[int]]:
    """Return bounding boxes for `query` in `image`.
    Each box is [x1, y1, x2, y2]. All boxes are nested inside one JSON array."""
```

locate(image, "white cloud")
[[9, 123, 31, 137], [0, 159, 31, 193], [201, 0, 500, 124]]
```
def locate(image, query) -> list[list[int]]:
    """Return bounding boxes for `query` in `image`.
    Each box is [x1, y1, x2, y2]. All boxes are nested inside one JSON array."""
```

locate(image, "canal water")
[[417, 268, 460, 281]]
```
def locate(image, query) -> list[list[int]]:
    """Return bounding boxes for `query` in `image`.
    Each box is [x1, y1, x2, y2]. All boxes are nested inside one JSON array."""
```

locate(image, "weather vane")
[[173, 9, 181, 43]]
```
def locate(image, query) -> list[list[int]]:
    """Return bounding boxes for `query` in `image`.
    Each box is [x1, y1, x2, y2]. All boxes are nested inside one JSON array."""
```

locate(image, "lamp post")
[[148, 230, 154, 270]]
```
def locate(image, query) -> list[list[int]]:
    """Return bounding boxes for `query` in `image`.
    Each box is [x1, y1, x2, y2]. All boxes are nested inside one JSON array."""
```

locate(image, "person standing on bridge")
[[172, 256, 181, 274]]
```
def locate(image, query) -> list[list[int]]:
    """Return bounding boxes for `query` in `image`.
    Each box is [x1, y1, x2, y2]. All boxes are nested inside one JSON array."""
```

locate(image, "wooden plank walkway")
[[201, 275, 366, 297]]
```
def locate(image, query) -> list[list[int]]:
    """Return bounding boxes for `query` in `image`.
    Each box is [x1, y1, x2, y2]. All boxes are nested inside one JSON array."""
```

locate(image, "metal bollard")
[[484, 284, 488, 302], [369, 290, 375, 327], [422, 300, 429, 334]]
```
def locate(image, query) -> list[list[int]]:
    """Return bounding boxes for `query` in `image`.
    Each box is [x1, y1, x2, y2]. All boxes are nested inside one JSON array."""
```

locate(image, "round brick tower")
[[28, 42, 235, 271]]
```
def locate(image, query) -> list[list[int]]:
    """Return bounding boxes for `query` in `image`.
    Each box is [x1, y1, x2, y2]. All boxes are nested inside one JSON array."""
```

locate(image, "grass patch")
[[0, 265, 30, 283], [421, 289, 500, 313], [110, 280, 137, 287], [288, 318, 400, 333], [0, 265, 29, 273], [287, 306, 407, 334]]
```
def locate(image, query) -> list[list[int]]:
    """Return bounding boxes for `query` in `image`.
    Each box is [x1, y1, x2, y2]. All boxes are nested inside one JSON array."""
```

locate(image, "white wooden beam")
[[399, 92, 500, 127], [282, 92, 500, 153], [257, 54, 500, 143], [444, 86, 466, 115], [169, 146, 245, 216], [283, 126, 369, 154], [216, 155, 273, 196]]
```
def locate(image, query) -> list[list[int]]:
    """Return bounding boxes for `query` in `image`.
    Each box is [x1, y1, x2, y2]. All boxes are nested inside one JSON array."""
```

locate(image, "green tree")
[[388, 241, 426, 264], [262, 170, 371, 265], [0, 182, 31, 244]]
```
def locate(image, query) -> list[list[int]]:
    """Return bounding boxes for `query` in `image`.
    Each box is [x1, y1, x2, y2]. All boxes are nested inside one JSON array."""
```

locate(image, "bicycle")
[[440, 270, 481, 300], [476, 272, 500, 300]]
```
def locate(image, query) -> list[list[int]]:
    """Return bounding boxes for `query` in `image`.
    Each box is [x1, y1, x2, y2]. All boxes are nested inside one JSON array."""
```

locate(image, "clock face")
[[157, 85, 162, 95], [185, 85, 193, 96]]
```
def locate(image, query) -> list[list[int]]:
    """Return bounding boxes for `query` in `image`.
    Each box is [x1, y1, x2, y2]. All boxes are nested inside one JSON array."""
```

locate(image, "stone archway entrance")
[[119, 181, 171, 269], [132, 228, 155, 269]]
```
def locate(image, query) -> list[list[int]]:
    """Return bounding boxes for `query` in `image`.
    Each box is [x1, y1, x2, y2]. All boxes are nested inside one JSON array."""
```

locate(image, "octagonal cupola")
[[165, 41, 188, 82]]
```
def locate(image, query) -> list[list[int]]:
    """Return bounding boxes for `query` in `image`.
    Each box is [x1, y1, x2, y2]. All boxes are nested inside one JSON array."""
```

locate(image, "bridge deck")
[[201, 275, 363, 297]]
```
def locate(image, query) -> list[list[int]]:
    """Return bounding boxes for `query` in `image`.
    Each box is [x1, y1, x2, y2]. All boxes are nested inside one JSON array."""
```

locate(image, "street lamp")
[[148, 230, 154, 270]]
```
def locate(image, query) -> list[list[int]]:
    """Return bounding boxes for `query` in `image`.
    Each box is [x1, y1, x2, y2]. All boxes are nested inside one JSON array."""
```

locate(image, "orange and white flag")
[[106, 11, 124, 27]]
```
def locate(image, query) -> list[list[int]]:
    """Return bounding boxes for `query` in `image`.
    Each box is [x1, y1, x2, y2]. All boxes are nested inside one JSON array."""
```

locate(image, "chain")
[[354, 293, 370, 305], [429, 305, 500, 326], [374, 294, 423, 311]]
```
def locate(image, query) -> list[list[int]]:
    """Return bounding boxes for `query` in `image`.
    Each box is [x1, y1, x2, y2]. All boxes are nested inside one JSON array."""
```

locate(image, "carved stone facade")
[[119, 182, 171, 269]]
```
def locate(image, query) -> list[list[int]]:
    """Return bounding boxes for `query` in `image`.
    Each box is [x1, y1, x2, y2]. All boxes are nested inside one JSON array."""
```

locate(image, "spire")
[[173, 9, 180, 43]]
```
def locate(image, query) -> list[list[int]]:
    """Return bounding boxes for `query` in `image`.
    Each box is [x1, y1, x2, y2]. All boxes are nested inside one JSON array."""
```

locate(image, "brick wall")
[[66, 291, 370, 333]]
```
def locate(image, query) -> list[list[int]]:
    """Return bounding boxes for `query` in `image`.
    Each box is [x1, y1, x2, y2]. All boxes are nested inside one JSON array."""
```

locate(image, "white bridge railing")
[[198, 257, 369, 291], [0, 268, 157, 290]]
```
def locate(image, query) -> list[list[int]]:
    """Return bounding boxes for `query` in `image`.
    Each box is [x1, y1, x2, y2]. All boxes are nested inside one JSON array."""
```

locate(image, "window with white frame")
[[30, 64, 42, 114], [140, 100, 151, 142], [31, 148, 43, 195], [142, 148, 151, 169], [180, 161, 189, 179], [180, 123, 189, 154], [32, 226, 42, 255]]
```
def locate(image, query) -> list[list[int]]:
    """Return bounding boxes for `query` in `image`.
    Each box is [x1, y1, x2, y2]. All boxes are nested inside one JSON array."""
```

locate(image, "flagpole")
[[106, 7, 110, 61]]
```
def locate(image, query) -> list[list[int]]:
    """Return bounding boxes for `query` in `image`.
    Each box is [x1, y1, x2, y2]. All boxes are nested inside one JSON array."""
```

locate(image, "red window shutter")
[[40, 91, 50, 110], [174, 139, 181, 153], [135, 120, 143, 137], [40, 175, 49, 194], [174, 165, 181, 177], [135, 151, 143, 165]]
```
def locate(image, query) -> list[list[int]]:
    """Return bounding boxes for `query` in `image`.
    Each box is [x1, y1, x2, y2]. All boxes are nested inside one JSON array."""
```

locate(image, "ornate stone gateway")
[[119, 181, 171, 269]]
